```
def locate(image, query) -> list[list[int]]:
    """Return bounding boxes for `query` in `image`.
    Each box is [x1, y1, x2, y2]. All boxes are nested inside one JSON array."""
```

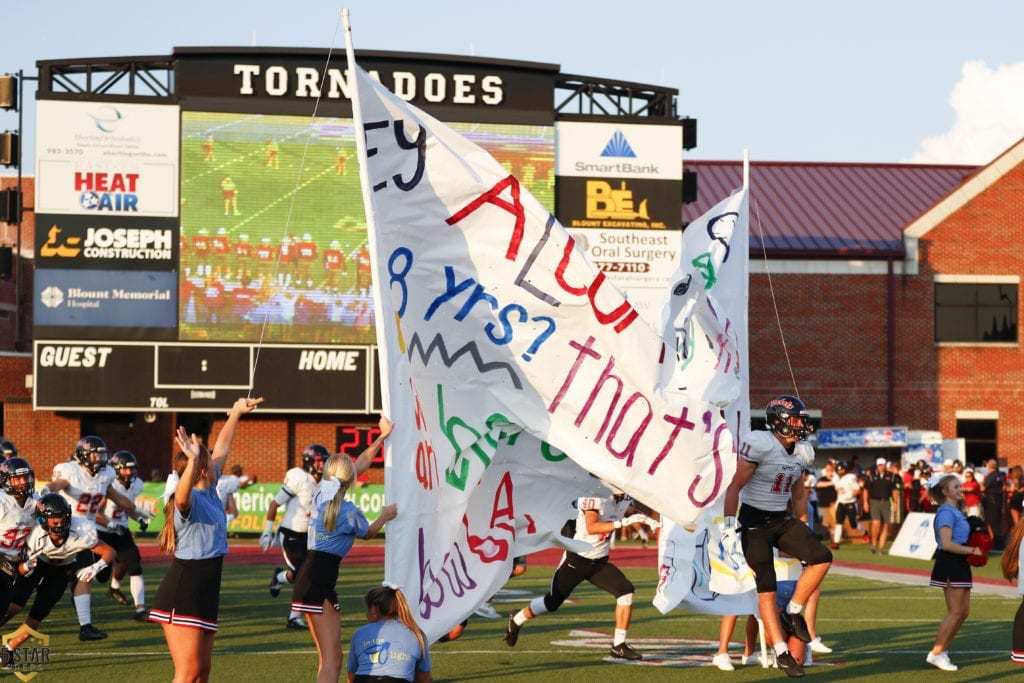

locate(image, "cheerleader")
[[148, 398, 258, 683], [291, 454, 397, 683], [926, 474, 984, 671]]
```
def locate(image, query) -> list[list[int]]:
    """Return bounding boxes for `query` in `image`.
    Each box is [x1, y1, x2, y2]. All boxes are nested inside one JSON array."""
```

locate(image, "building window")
[[956, 418, 997, 466], [935, 282, 1017, 342]]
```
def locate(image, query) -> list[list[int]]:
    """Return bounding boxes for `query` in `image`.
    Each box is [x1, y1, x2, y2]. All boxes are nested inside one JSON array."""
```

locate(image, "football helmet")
[[0, 440, 17, 460], [302, 444, 330, 478], [36, 493, 72, 542], [765, 395, 814, 439], [0, 457, 34, 497], [74, 435, 109, 475], [109, 450, 138, 487]]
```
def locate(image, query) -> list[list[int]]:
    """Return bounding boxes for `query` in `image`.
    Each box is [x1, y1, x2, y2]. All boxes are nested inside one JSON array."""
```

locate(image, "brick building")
[[687, 140, 1023, 467]]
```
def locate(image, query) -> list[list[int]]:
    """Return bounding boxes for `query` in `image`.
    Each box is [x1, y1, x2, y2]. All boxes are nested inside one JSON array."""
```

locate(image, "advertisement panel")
[[556, 120, 683, 231], [33, 269, 177, 328], [556, 121, 683, 179], [132, 482, 386, 533], [816, 426, 909, 449], [35, 101, 180, 216], [566, 226, 682, 327], [557, 176, 680, 229], [35, 214, 178, 270]]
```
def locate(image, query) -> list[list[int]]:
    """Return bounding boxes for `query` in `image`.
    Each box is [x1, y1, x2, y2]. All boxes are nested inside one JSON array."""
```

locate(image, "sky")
[[4, 0, 1024, 171]]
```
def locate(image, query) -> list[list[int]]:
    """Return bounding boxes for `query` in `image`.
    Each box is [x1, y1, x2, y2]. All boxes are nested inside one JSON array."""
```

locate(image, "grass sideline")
[[11, 538, 1022, 682]]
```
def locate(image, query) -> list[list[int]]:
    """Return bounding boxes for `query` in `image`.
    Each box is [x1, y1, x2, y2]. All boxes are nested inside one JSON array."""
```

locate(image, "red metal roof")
[[681, 160, 979, 258]]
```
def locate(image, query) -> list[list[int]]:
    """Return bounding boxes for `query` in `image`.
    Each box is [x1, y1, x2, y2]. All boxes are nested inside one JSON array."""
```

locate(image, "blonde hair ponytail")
[[321, 454, 355, 532]]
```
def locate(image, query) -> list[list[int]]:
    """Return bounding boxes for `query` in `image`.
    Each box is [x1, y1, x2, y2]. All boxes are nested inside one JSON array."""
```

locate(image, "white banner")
[[654, 186, 752, 614], [350, 61, 738, 641]]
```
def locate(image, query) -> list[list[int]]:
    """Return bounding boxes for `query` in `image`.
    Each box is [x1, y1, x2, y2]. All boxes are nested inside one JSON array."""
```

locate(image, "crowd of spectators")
[[805, 456, 1024, 552]]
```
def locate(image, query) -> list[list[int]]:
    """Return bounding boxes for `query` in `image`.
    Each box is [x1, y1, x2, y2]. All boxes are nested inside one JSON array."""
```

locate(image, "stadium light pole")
[[1, 69, 38, 351]]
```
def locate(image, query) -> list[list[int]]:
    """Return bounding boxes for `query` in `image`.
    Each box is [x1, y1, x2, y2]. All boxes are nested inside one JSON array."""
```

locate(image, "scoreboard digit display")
[[336, 424, 385, 465], [156, 344, 252, 388]]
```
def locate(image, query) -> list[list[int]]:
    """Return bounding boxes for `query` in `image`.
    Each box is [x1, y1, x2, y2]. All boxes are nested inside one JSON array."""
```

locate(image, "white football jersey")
[[25, 516, 99, 566], [276, 467, 318, 533], [573, 494, 632, 560], [98, 477, 143, 532], [216, 474, 240, 508], [52, 461, 116, 522], [737, 431, 813, 512], [833, 472, 861, 504], [0, 492, 38, 562]]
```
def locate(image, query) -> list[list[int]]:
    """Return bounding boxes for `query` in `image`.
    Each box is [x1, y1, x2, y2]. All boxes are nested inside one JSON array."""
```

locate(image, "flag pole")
[[342, 9, 391, 416], [743, 148, 750, 190]]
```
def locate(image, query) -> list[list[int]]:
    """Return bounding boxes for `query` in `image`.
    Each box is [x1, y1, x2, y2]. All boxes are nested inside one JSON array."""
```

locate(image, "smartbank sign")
[[556, 121, 683, 181], [35, 215, 178, 269]]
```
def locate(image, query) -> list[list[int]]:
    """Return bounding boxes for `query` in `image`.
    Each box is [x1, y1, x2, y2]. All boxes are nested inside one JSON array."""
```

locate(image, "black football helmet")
[[109, 450, 138, 487], [36, 493, 72, 542], [0, 457, 34, 498], [765, 394, 814, 439], [302, 444, 331, 478], [74, 435, 109, 475], [0, 440, 17, 460]]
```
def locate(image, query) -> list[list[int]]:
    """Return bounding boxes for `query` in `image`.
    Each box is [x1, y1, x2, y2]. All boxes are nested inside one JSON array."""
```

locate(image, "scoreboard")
[[33, 341, 382, 414]]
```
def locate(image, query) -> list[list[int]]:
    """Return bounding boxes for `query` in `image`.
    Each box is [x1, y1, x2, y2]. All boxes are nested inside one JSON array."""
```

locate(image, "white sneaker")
[[757, 651, 777, 668], [473, 602, 502, 619], [809, 636, 833, 654], [712, 653, 735, 671], [926, 651, 958, 671]]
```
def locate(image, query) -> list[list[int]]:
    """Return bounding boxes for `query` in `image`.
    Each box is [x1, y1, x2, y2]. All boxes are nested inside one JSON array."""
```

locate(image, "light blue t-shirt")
[[174, 485, 228, 560], [307, 494, 369, 558], [933, 503, 970, 549], [347, 619, 431, 681]]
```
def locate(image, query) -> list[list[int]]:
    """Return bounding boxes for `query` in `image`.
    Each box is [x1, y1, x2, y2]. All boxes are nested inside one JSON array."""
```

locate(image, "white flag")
[[654, 187, 753, 614], [653, 513, 757, 616], [349, 62, 737, 641]]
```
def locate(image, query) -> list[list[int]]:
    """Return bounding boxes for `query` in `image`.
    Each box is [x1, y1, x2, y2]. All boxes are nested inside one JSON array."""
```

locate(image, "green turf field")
[[12, 539, 1022, 681]]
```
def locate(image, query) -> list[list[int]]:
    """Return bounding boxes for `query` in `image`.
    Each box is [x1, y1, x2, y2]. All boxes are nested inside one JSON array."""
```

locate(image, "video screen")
[[179, 112, 554, 344]]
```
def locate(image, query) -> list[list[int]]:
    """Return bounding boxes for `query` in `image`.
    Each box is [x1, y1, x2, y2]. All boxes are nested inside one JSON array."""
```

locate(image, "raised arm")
[[174, 426, 204, 514], [211, 397, 261, 473], [353, 415, 393, 476]]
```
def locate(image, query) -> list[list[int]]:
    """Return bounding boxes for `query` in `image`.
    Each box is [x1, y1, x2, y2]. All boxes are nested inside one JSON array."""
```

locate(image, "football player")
[[42, 436, 152, 641], [0, 494, 115, 657], [0, 440, 17, 460], [0, 458, 37, 617], [261, 443, 327, 630], [721, 394, 833, 679], [95, 450, 149, 621], [260, 415, 392, 630], [504, 486, 649, 661], [831, 461, 868, 549]]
